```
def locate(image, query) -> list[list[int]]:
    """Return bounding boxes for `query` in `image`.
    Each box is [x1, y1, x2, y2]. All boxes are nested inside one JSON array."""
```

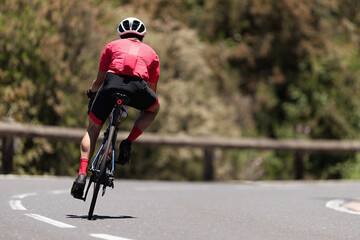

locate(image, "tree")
[[0, 0, 103, 175]]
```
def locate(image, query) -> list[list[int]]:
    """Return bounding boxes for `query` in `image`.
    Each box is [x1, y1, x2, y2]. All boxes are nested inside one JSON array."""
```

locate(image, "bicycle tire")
[[88, 125, 116, 220]]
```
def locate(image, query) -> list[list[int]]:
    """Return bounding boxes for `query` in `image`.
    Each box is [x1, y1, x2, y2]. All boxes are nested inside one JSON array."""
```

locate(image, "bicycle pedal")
[[106, 177, 114, 188]]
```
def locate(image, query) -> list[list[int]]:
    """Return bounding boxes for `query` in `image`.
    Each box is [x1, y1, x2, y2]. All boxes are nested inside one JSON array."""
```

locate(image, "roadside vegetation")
[[1, 0, 360, 180]]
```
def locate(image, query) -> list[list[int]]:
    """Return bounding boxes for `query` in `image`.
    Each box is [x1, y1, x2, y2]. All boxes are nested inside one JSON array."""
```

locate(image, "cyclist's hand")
[[86, 89, 97, 99]]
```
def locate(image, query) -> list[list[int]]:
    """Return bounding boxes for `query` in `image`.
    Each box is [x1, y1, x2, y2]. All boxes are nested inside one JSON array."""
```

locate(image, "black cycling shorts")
[[89, 72, 158, 125]]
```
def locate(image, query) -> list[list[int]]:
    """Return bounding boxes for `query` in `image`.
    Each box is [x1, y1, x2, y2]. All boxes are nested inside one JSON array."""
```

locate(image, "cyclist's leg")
[[72, 86, 111, 198], [117, 103, 159, 165], [80, 118, 102, 165], [117, 82, 159, 165], [126, 81, 159, 143], [78, 89, 110, 176], [133, 101, 159, 134], [71, 118, 101, 198], [122, 103, 159, 146]]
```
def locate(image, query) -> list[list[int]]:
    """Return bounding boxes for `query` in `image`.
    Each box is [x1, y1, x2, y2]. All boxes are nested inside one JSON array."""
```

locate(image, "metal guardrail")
[[2, 121, 360, 180]]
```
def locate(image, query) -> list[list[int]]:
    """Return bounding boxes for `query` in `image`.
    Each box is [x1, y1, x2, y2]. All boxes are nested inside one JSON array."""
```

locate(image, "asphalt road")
[[2, 175, 360, 240]]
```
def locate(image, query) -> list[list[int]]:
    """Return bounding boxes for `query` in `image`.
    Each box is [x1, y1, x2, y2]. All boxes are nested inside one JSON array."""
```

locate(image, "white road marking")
[[326, 199, 360, 216], [25, 214, 76, 228], [135, 185, 208, 191], [90, 234, 135, 240], [47, 189, 69, 195], [13, 192, 37, 199], [9, 200, 27, 210]]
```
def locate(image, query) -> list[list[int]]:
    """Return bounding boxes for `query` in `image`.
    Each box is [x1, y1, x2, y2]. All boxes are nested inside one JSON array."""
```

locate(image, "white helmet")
[[117, 17, 146, 37]]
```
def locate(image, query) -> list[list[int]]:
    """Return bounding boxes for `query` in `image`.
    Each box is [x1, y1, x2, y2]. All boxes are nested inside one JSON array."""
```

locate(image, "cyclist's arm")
[[147, 54, 159, 93], [90, 70, 106, 92], [89, 43, 110, 92]]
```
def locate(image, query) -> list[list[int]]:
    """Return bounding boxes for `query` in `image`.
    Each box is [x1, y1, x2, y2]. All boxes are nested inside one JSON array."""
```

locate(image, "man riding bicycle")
[[71, 17, 160, 198]]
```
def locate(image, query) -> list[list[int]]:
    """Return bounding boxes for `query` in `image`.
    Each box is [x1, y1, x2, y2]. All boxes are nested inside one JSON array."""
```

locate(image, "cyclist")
[[71, 17, 160, 198]]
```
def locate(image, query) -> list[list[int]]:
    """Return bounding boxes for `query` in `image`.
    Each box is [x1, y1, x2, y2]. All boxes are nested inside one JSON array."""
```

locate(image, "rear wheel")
[[87, 126, 115, 220]]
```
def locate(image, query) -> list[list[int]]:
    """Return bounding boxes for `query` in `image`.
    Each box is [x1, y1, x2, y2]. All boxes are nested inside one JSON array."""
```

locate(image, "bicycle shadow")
[[66, 214, 136, 220]]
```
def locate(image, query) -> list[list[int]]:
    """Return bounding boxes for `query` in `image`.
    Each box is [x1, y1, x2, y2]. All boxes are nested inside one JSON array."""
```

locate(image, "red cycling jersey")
[[99, 39, 160, 83]]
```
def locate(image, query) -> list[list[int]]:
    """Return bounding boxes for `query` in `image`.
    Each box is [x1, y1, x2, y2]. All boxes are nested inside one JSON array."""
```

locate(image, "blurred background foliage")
[[1, 0, 360, 180]]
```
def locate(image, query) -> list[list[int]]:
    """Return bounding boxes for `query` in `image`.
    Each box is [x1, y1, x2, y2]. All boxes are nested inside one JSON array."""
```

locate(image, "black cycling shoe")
[[117, 139, 132, 165], [70, 174, 86, 199]]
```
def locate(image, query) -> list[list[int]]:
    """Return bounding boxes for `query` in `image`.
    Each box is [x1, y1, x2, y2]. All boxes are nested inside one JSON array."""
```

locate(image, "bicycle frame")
[[82, 94, 129, 203]]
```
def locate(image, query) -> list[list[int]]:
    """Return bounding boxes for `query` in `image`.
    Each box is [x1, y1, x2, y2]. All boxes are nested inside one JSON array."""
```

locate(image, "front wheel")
[[87, 126, 115, 220]]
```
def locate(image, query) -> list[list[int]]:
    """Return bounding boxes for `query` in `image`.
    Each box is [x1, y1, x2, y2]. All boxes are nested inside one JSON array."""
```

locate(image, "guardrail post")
[[2, 135, 14, 174], [294, 151, 304, 179], [203, 148, 215, 181]]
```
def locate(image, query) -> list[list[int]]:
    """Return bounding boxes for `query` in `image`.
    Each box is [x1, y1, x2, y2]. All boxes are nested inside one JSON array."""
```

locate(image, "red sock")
[[127, 126, 143, 143], [78, 158, 89, 175]]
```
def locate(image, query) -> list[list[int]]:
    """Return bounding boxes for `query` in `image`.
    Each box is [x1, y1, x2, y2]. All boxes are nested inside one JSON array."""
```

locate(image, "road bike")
[[79, 92, 130, 220]]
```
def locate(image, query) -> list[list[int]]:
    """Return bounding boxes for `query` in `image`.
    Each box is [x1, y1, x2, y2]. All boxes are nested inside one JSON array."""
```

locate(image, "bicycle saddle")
[[110, 92, 130, 105]]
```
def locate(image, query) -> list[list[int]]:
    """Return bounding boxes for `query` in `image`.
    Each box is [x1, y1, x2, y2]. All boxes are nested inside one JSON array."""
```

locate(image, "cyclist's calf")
[[135, 102, 159, 131]]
